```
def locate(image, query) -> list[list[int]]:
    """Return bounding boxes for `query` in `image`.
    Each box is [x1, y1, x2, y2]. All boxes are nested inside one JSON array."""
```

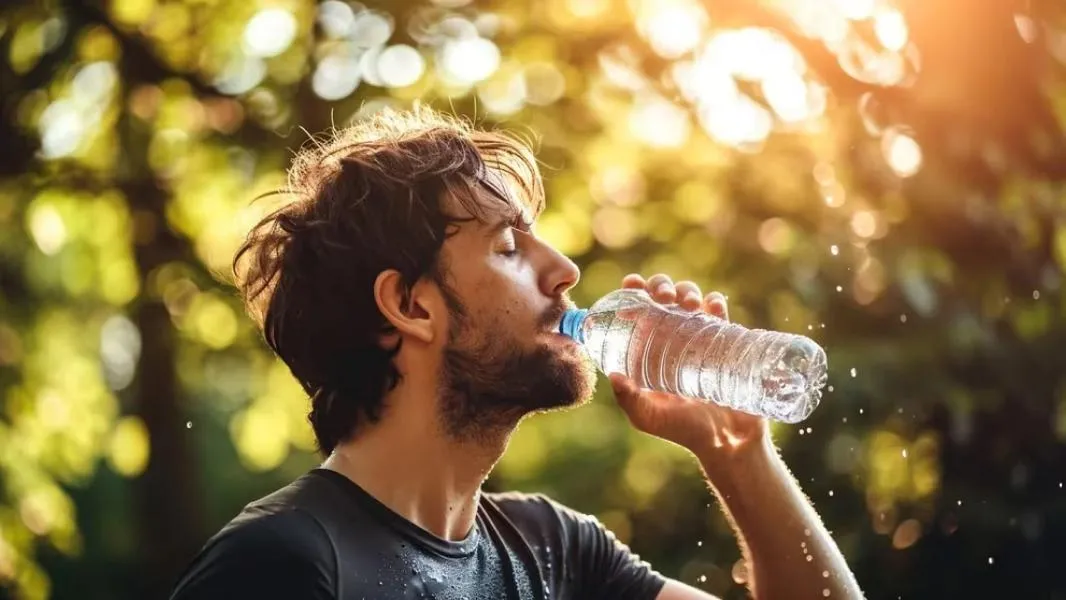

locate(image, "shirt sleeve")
[[560, 503, 667, 600], [489, 492, 667, 600], [169, 509, 337, 600]]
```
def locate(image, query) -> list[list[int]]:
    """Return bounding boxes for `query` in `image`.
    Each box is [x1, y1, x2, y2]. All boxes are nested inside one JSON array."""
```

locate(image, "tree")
[[1, 0, 1065, 598]]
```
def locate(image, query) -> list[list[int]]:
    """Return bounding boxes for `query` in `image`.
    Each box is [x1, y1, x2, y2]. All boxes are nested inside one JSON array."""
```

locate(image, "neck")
[[321, 391, 513, 542]]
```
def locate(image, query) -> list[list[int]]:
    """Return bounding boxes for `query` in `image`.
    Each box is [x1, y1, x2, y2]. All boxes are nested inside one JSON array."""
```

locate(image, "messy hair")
[[233, 105, 544, 455]]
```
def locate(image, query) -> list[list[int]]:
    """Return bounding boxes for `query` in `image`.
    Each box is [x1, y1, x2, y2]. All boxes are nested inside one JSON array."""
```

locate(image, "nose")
[[538, 241, 580, 298]]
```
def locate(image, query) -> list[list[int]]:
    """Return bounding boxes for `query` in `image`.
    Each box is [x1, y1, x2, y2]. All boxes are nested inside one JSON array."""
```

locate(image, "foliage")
[[1, 0, 1066, 598]]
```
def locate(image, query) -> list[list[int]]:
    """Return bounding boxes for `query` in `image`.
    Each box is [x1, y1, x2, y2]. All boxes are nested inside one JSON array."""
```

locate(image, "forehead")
[[444, 167, 536, 226]]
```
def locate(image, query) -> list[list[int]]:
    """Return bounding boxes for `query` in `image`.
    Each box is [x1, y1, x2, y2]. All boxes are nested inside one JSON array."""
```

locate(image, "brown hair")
[[233, 106, 544, 455]]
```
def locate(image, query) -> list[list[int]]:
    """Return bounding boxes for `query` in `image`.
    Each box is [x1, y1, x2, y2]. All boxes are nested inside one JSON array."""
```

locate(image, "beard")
[[437, 291, 596, 444]]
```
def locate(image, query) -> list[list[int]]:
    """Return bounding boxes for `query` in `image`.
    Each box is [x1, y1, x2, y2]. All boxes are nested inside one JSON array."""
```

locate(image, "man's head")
[[234, 107, 595, 456]]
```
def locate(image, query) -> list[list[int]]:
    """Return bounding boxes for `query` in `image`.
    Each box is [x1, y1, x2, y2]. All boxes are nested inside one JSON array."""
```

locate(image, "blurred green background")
[[2, 0, 1066, 598]]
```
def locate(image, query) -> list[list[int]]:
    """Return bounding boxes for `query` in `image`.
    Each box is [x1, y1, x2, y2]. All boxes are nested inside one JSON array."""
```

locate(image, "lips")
[[542, 302, 574, 333]]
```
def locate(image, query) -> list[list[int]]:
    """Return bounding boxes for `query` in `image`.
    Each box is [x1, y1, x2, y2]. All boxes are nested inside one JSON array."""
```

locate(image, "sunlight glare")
[[831, 0, 876, 21], [673, 58, 737, 106], [874, 9, 909, 51], [439, 37, 501, 84], [242, 8, 297, 58], [698, 94, 773, 148], [703, 28, 800, 82], [763, 71, 810, 123], [641, 2, 707, 59], [629, 95, 690, 147]]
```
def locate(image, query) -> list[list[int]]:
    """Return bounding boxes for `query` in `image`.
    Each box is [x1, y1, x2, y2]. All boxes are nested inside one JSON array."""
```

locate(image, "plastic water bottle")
[[559, 289, 827, 423]]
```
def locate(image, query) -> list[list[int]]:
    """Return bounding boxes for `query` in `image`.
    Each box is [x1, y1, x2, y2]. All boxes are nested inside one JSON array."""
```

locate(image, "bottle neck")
[[558, 309, 588, 343]]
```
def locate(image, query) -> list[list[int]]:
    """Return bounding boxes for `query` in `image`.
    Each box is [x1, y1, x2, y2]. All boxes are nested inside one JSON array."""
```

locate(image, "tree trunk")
[[125, 177, 204, 598]]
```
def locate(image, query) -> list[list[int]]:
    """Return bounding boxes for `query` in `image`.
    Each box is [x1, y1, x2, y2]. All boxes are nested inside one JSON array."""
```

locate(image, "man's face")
[[433, 189, 596, 442]]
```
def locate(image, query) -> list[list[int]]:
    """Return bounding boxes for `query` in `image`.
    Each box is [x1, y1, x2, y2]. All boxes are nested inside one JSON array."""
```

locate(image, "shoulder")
[[217, 508, 334, 557], [171, 507, 338, 599]]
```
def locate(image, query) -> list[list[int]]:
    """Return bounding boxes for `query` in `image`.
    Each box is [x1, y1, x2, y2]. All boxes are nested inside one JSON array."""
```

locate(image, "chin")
[[554, 348, 598, 408]]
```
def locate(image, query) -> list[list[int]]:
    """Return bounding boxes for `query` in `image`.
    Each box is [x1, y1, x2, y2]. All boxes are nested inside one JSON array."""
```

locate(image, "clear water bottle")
[[559, 289, 827, 423]]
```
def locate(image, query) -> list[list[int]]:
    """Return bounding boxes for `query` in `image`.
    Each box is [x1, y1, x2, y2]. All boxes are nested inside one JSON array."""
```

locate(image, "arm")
[[687, 438, 863, 600], [608, 273, 864, 600], [652, 438, 862, 600]]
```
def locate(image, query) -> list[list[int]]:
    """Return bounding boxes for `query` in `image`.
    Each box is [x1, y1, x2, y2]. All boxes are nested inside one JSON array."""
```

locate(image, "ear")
[[374, 269, 438, 345]]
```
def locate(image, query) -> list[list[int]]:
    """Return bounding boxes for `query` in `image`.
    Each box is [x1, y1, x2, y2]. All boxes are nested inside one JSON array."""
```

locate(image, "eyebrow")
[[484, 212, 532, 237]]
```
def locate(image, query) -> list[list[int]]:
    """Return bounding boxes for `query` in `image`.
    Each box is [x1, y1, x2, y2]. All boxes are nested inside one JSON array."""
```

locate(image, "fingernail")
[[655, 283, 671, 296], [684, 292, 698, 304]]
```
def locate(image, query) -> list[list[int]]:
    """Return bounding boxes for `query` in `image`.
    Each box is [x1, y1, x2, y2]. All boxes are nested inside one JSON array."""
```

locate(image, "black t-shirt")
[[169, 469, 666, 600]]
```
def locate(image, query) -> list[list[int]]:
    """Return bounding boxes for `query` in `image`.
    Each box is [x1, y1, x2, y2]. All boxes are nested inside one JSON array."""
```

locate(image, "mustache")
[[539, 297, 577, 331]]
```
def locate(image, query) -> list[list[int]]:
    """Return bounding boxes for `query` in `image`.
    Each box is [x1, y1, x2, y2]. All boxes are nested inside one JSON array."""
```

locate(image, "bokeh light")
[[439, 37, 501, 84], [242, 8, 298, 58], [882, 127, 924, 177]]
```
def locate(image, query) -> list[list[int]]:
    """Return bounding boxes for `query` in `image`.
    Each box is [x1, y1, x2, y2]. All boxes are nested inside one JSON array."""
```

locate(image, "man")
[[170, 106, 864, 600]]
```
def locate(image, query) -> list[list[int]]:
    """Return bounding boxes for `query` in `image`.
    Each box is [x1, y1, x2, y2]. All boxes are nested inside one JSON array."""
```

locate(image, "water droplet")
[[836, 285, 843, 292], [859, 408, 864, 414], [732, 559, 749, 585], [957, 500, 963, 506], [902, 449, 908, 458], [850, 367, 857, 378], [857, 92, 889, 135], [988, 557, 994, 565], [799, 428, 805, 436], [698, 574, 707, 583], [806, 427, 813, 434], [697, 541, 703, 547], [186, 421, 192, 429], [1033, 290, 1040, 300], [804, 528, 811, 536], [806, 555, 814, 562], [808, 324, 814, 331], [828, 490, 834, 497], [1059, 482, 1063, 489], [820, 323, 826, 328], [830, 244, 839, 256], [828, 385, 835, 392], [822, 570, 830, 578], [823, 589, 832, 597], [900, 314, 907, 323]]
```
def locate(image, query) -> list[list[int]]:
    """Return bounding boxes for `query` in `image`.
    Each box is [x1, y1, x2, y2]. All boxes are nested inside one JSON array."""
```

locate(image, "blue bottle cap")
[[559, 309, 588, 343]]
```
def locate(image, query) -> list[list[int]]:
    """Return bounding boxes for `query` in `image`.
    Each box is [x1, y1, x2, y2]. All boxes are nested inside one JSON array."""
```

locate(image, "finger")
[[703, 291, 729, 321], [609, 373, 640, 413], [609, 373, 660, 433], [645, 274, 675, 304], [674, 281, 703, 311], [621, 273, 646, 289]]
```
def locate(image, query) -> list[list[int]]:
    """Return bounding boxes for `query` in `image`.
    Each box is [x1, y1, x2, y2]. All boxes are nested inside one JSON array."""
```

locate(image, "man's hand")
[[608, 273, 771, 464]]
